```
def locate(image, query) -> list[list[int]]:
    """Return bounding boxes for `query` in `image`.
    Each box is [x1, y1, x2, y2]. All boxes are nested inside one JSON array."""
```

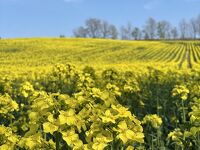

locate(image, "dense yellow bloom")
[[142, 114, 162, 129], [172, 85, 189, 101], [0, 125, 19, 150], [0, 94, 19, 115], [0, 38, 200, 149]]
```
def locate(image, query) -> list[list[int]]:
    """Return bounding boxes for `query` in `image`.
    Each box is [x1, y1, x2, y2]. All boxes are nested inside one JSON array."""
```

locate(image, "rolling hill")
[[0, 38, 200, 72], [1, 38, 200, 149]]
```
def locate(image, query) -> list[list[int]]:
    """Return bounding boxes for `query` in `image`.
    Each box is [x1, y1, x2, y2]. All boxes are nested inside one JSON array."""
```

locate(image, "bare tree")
[[101, 21, 118, 39], [73, 15, 200, 40], [197, 14, 200, 38], [157, 21, 165, 39], [73, 18, 118, 39], [142, 30, 149, 40], [120, 27, 127, 40], [85, 18, 102, 38], [171, 27, 179, 40], [101, 21, 110, 38], [120, 26, 128, 40], [120, 23, 133, 40], [190, 18, 198, 39], [157, 21, 171, 39], [132, 27, 141, 40], [109, 25, 118, 39], [165, 22, 172, 39], [144, 17, 157, 39], [179, 19, 189, 39], [126, 22, 133, 40], [73, 26, 88, 38]]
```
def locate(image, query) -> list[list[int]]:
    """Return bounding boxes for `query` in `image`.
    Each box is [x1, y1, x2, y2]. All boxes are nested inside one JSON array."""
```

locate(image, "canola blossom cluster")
[[1, 35, 200, 150], [0, 63, 200, 150], [142, 114, 162, 129]]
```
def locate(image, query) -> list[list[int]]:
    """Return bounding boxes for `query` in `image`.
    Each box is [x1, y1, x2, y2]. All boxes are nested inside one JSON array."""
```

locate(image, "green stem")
[[157, 129, 160, 148], [10, 117, 13, 125], [55, 132, 60, 150], [151, 135, 154, 150], [156, 90, 159, 116], [111, 134, 115, 150], [44, 133, 47, 141], [198, 132, 200, 149], [181, 100, 186, 124]]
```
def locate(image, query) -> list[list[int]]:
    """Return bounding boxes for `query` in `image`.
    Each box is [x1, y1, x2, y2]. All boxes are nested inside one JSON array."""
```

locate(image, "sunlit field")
[[1, 38, 200, 71], [0, 38, 200, 150]]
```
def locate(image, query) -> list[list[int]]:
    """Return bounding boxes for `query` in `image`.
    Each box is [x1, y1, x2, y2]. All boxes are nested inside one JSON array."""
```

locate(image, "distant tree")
[[85, 18, 102, 38], [157, 21, 171, 39], [190, 18, 198, 39], [72, 15, 200, 40], [120, 26, 127, 40], [164, 22, 172, 39], [196, 14, 200, 38], [144, 17, 157, 39], [101, 21, 118, 39], [179, 19, 189, 39], [157, 22, 165, 39], [101, 21, 110, 38], [73, 26, 88, 38], [132, 27, 141, 40], [126, 22, 133, 40], [73, 18, 118, 39], [120, 23, 133, 40], [143, 30, 150, 40], [59, 35, 65, 38], [108, 25, 118, 39], [171, 27, 179, 40]]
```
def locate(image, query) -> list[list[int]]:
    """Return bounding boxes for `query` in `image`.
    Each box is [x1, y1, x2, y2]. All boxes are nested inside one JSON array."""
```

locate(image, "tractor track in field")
[[178, 43, 193, 69]]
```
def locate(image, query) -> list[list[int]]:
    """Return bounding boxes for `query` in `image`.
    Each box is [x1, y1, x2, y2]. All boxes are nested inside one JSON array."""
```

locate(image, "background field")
[[1, 38, 200, 73], [0, 38, 200, 150]]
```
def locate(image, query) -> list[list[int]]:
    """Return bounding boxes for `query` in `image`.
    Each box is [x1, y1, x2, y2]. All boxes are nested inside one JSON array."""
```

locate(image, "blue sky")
[[0, 0, 200, 38]]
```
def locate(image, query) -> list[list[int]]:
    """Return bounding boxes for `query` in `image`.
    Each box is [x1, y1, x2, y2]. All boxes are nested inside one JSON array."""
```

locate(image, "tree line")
[[73, 14, 200, 40]]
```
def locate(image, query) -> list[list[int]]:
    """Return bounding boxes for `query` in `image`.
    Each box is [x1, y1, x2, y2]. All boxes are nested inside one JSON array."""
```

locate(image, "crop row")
[[136, 41, 200, 68]]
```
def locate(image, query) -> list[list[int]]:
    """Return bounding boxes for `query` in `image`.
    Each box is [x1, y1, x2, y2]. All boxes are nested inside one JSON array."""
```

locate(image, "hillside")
[[0, 38, 200, 149], [0, 38, 200, 72]]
